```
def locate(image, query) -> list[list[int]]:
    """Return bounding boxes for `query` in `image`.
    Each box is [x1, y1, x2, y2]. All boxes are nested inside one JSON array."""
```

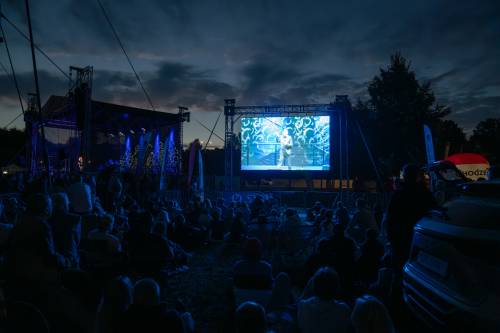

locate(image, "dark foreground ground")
[[162, 242, 242, 333], [159, 241, 430, 333]]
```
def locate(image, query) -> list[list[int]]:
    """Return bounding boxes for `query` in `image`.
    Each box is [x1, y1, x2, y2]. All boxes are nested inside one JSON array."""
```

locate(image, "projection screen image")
[[241, 116, 330, 171]]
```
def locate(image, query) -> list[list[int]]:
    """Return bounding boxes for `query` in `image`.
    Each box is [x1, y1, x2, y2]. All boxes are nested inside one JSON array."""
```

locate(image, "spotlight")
[[109, 133, 115, 138], [130, 130, 135, 135], [141, 128, 146, 133], [118, 131, 125, 137]]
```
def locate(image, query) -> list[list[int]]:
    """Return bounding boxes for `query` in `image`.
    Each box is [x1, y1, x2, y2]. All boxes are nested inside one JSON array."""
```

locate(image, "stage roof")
[[41, 95, 180, 130]]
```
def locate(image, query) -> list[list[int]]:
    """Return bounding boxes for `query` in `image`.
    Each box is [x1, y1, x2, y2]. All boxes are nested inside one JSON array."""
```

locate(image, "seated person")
[[351, 295, 395, 333], [6, 193, 64, 285], [247, 215, 275, 255], [304, 238, 336, 285], [357, 229, 384, 284], [88, 213, 122, 253], [121, 278, 193, 333], [66, 174, 93, 214], [233, 238, 273, 290], [125, 212, 173, 274], [170, 213, 205, 249], [276, 209, 303, 254], [50, 193, 82, 268], [225, 211, 247, 243], [266, 272, 295, 333], [324, 223, 358, 293], [368, 254, 394, 305], [322, 210, 335, 236], [334, 202, 350, 227], [235, 301, 268, 333], [346, 199, 378, 244], [153, 219, 188, 266], [210, 208, 225, 241], [298, 267, 351, 333], [95, 275, 134, 333]]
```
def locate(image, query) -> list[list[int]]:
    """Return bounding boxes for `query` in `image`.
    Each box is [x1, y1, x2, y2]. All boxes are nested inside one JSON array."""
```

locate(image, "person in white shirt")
[[298, 267, 351, 333], [88, 213, 121, 253]]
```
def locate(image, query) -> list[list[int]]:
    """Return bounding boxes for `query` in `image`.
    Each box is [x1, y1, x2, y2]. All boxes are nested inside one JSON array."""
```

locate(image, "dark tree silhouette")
[[469, 118, 500, 164], [365, 53, 450, 173], [432, 119, 466, 159]]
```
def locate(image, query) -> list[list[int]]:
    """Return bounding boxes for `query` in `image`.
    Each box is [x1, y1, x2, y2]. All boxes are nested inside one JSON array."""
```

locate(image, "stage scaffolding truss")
[[223, 95, 352, 193]]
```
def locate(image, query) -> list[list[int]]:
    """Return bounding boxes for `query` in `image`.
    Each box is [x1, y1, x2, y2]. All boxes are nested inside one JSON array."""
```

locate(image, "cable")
[[0, 59, 24, 128], [1, 58, 24, 128], [0, 17, 25, 114], [194, 118, 225, 142], [0, 59, 9, 74], [96, 0, 156, 111], [0, 13, 70, 81], [3, 112, 23, 128], [203, 110, 223, 150]]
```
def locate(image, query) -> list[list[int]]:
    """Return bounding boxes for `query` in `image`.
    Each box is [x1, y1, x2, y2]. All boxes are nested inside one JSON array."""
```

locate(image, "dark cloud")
[[145, 62, 236, 111], [239, 56, 302, 103], [0, 0, 499, 135], [0, 70, 67, 106]]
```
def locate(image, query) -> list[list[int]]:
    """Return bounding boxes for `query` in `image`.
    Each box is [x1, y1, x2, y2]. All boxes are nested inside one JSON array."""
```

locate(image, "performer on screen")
[[279, 128, 293, 169]]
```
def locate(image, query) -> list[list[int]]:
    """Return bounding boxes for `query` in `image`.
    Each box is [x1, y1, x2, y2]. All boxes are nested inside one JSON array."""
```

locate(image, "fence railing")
[[241, 143, 328, 167]]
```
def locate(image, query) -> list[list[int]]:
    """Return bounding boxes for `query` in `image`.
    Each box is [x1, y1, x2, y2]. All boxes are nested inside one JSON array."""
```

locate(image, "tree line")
[[350, 52, 500, 178]]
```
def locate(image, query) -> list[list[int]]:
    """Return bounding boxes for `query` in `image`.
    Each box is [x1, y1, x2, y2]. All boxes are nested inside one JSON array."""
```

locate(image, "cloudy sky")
[[0, 0, 499, 146]]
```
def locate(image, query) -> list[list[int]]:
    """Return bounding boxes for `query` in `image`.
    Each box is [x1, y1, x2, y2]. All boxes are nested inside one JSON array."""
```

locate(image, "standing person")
[[384, 164, 437, 327], [278, 128, 293, 169], [385, 164, 437, 272]]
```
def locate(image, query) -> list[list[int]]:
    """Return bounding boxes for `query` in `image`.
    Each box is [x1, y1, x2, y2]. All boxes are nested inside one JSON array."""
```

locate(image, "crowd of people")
[[0, 163, 437, 332]]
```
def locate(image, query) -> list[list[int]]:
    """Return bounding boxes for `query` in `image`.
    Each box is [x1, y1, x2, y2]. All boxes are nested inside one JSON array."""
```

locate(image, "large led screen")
[[241, 116, 330, 171]]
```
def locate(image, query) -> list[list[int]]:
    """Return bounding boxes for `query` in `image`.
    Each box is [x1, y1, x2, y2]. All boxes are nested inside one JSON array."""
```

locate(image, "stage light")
[[141, 128, 146, 133], [118, 131, 125, 137], [108, 133, 115, 138], [2, 171, 8, 175], [130, 130, 135, 135]]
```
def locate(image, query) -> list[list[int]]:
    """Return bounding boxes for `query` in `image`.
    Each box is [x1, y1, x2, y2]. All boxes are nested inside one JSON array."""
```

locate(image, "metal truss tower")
[[224, 99, 236, 191], [177, 106, 190, 174], [222, 97, 352, 193], [69, 66, 93, 169]]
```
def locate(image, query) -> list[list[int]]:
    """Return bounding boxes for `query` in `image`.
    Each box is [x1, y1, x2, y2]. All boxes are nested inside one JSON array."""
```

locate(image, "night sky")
[[1, 0, 499, 146]]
